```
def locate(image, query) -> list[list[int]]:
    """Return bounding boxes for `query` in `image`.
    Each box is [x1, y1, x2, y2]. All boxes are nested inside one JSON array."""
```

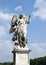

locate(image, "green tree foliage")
[[0, 63, 3, 65], [0, 62, 13, 65], [30, 56, 46, 65]]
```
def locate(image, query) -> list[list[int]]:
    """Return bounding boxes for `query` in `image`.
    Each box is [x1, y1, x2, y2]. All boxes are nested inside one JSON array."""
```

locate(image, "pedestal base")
[[12, 45, 31, 65]]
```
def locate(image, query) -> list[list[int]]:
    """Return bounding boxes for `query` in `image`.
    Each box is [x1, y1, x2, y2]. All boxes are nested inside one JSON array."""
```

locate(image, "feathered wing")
[[9, 26, 15, 33], [9, 15, 18, 33]]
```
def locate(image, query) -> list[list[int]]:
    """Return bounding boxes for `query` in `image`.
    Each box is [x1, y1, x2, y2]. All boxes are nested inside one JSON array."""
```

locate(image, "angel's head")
[[19, 14, 25, 19]]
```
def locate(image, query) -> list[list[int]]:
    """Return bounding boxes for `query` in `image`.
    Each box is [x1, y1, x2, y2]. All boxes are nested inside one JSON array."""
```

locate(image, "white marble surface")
[[13, 45, 30, 65], [14, 44, 29, 50], [16, 52, 29, 65]]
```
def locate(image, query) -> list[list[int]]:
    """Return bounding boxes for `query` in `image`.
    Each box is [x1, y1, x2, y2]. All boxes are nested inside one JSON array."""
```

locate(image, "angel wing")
[[9, 15, 18, 33]]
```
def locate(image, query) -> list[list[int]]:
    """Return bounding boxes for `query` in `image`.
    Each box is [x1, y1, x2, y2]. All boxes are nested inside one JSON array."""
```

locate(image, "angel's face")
[[19, 15, 23, 19]]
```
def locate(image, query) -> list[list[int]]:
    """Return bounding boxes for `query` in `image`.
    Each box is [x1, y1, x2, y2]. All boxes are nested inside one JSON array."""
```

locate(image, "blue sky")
[[0, 0, 46, 62]]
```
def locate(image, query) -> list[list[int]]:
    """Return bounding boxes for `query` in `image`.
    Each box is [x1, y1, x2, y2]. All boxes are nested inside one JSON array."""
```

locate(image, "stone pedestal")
[[12, 45, 31, 65]]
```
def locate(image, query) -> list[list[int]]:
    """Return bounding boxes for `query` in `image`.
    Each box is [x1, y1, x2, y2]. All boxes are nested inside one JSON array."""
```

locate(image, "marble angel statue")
[[9, 14, 31, 48]]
